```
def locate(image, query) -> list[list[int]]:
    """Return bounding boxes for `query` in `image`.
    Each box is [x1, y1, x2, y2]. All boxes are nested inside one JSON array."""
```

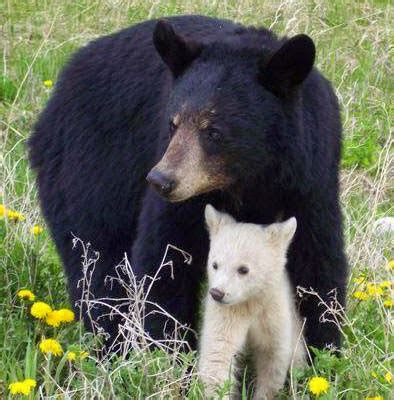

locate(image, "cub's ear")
[[265, 217, 297, 249], [259, 34, 315, 97], [205, 204, 235, 236], [153, 19, 202, 78]]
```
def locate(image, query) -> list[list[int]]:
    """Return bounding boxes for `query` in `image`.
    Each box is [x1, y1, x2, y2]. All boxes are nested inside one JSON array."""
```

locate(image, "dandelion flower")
[[31, 301, 52, 319], [30, 225, 44, 235], [367, 284, 383, 297], [383, 299, 393, 308], [308, 376, 329, 396], [353, 291, 369, 301], [79, 351, 89, 359], [9, 378, 36, 395], [44, 79, 53, 88], [39, 338, 63, 356], [66, 351, 77, 361], [384, 372, 392, 383], [365, 396, 383, 400], [379, 280, 392, 289], [17, 289, 35, 301], [387, 260, 394, 271], [0, 204, 6, 218], [45, 310, 62, 327], [57, 308, 75, 323], [6, 210, 25, 222]]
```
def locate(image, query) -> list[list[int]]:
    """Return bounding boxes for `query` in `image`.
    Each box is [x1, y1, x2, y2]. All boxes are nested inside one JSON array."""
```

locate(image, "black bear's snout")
[[209, 288, 225, 302], [146, 170, 176, 196]]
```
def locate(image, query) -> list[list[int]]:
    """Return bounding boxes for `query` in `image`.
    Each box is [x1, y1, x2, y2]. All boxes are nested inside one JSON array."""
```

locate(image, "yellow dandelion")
[[66, 351, 77, 361], [367, 284, 383, 297], [45, 310, 63, 327], [387, 260, 394, 271], [7, 210, 25, 222], [0, 204, 6, 218], [9, 379, 36, 395], [44, 79, 53, 88], [365, 396, 383, 400], [353, 276, 366, 285], [384, 372, 392, 383], [57, 308, 75, 323], [379, 280, 392, 289], [383, 299, 393, 308], [308, 376, 329, 396], [79, 351, 89, 360], [39, 338, 63, 356], [31, 301, 52, 319], [17, 289, 35, 301], [353, 291, 369, 301], [30, 225, 44, 235]]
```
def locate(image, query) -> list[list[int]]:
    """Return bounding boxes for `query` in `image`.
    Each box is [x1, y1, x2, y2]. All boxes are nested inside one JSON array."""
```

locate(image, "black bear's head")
[[147, 19, 315, 202]]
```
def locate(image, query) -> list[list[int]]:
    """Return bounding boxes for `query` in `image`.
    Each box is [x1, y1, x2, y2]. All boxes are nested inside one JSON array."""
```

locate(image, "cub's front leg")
[[198, 300, 250, 398]]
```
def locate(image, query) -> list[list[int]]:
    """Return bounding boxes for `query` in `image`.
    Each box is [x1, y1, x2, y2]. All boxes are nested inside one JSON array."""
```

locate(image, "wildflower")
[[56, 308, 75, 323], [39, 338, 63, 356], [365, 396, 383, 400], [0, 204, 5, 218], [353, 276, 366, 284], [371, 371, 378, 378], [308, 376, 329, 396], [367, 284, 383, 297], [9, 378, 36, 395], [383, 299, 393, 308], [43, 79, 53, 88], [31, 301, 52, 319], [387, 260, 394, 271], [66, 351, 77, 361], [30, 225, 44, 235], [79, 351, 89, 359], [6, 210, 25, 222], [17, 289, 35, 301], [379, 280, 391, 289], [353, 291, 369, 301], [384, 372, 392, 383], [45, 310, 62, 327]]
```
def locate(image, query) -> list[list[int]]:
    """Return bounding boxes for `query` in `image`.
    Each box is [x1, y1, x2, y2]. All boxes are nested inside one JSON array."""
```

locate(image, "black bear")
[[29, 15, 348, 351]]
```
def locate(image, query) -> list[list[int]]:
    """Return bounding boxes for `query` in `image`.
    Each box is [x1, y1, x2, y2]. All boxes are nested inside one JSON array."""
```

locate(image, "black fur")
[[29, 15, 348, 350]]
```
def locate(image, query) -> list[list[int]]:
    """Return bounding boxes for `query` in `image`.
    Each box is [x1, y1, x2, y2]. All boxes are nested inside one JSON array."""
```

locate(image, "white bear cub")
[[199, 205, 305, 399]]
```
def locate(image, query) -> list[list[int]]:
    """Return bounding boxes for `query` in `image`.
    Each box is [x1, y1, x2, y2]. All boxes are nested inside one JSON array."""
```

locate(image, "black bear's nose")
[[146, 170, 176, 196], [209, 288, 225, 302]]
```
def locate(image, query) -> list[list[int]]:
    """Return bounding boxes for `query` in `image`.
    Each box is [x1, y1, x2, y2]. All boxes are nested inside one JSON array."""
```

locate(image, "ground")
[[0, 0, 392, 399]]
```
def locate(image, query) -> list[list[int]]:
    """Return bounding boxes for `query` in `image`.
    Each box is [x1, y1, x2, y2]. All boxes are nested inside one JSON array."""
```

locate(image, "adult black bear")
[[29, 15, 347, 351]]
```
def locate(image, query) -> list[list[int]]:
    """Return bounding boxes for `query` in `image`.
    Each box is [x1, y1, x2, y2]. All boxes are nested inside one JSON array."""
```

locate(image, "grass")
[[0, 0, 393, 398]]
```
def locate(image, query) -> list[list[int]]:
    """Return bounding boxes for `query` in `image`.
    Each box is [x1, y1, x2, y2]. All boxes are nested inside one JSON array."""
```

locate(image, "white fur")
[[199, 205, 305, 399]]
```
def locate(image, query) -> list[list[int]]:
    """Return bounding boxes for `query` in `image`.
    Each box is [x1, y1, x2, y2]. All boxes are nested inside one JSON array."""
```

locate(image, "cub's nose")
[[146, 170, 176, 196], [209, 288, 225, 302]]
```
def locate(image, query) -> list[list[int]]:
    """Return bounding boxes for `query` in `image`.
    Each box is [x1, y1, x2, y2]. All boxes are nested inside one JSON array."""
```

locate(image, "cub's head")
[[147, 19, 315, 201], [204, 204, 297, 305]]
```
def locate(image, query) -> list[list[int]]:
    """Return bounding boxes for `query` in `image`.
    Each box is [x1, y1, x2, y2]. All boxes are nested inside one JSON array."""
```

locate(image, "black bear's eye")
[[212, 262, 218, 270], [207, 129, 220, 141], [169, 120, 177, 134], [237, 265, 249, 275]]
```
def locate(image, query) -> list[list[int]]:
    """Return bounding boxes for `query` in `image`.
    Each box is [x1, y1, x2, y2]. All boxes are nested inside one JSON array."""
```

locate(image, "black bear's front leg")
[[288, 193, 348, 351], [131, 189, 209, 349]]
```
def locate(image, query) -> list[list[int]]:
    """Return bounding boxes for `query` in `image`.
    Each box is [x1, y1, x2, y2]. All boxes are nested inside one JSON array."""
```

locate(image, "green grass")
[[0, 0, 393, 398]]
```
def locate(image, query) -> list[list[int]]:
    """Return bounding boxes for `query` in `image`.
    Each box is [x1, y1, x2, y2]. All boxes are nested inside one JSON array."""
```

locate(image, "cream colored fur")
[[199, 205, 305, 400]]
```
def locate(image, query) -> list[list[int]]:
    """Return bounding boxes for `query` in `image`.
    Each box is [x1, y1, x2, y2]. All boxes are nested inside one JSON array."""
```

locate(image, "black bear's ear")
[[259, 34, 315, 97], [153, 19, 202, 78]]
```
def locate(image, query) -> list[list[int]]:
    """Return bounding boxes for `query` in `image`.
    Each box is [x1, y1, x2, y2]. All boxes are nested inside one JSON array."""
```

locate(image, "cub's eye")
[[212, 262, 218, 270], [169, 120, 177, 134], [207, 129, 220, 141], [237, 265, 249, 275]]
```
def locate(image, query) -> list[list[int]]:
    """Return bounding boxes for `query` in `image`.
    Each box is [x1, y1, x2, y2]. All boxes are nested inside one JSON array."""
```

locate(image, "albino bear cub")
[[199, 205, 305, 399]]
